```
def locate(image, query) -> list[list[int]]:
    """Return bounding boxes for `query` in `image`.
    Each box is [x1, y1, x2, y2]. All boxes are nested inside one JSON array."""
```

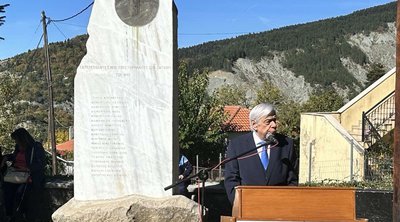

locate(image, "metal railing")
[[45, 150, 74, 175], [307, 159, 359, 182], [192, 166, 224, 183], [362, 91, 395, 145], [362, 113, 383, 146]]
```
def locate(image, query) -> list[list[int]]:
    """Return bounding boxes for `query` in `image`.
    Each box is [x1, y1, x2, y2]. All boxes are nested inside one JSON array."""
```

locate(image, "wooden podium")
[[221, 186, 368, 222]]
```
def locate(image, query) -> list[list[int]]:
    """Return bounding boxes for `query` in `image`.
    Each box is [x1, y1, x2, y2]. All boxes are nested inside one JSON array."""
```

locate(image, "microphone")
[[265, 132, 278, 145]]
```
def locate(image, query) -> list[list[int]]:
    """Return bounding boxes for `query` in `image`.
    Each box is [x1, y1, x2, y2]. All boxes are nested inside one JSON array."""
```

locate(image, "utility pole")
[[394, 1, 400, 221], [41, 11, 57, 176]]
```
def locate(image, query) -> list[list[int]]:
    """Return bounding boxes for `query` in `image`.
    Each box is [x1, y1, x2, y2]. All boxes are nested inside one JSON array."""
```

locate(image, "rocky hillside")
[[207, 22, 395, 103], [180, 2, 396, 103]]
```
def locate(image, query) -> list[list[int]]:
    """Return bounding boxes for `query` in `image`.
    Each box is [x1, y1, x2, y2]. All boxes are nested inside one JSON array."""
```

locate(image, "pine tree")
[[366, 62, 386, 86], [0, 3, 9, 40]]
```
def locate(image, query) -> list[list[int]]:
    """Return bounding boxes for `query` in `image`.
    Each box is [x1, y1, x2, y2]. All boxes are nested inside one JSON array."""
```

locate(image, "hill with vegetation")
[[0, 35, 87, 147], [179, 2, 396, 92]]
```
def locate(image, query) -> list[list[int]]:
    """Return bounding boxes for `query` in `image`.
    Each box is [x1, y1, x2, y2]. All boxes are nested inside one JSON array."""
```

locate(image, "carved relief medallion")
[[115, 0, 159, 27]]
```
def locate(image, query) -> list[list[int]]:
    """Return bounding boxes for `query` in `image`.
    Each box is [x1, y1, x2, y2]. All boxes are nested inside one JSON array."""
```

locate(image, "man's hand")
[[178, 174, 184, 180]]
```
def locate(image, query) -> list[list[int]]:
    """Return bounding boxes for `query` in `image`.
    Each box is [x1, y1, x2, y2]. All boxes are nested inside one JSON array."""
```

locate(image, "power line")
[[50, 2, 93, 23], [57, 21, 87, 28], [22, 20, 42, 51], [21, 33, 44, 77], [179, 32, 249, 36], [51, 22, 68, 40], [52, 24, 255, 36], [13, 33, 44, 86], [33, 20, 42, 34], [178, 31, 264, 36]]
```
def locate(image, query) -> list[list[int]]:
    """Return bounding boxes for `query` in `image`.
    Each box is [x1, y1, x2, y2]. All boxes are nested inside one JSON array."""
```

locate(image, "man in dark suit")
[[224, 103, 298, 204]]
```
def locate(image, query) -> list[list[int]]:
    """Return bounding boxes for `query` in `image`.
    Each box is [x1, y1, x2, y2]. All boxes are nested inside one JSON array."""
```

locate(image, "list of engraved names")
[[90, 95, 128, 177]]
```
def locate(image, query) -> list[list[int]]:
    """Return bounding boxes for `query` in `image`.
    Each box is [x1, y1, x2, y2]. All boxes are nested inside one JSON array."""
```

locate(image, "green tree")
[[0, 72, 20, 152], [302, 89, 344, 112], [276, 100, 302, 154], [178, 62, 227, 165], [254, 80, 285, 107], [277, 101, 302, 139], [213, 84, 248, 107], [0, 3, 9, 40], [366, 62, 386, 86]]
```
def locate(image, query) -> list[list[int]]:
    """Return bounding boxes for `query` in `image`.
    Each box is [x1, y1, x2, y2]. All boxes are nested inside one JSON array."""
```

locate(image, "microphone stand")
[[164, 142, 269, 221]]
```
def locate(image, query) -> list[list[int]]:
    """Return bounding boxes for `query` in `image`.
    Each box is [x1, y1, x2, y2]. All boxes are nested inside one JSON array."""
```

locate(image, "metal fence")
[[307, 158, 363, 183], [364, 154, 392, 181], [306, 154, 392, 188], [191, 166, 225, 183], [313, 159, 354, 181], [190, 153, 225, 183]]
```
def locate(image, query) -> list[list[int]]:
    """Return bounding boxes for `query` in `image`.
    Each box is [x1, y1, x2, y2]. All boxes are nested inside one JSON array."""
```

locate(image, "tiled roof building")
[[56, 139, 74, 154], [223, 105, 251, 132]]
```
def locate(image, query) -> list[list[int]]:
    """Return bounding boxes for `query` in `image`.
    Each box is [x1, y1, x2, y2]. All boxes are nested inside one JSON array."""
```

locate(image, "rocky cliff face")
[[348, 22, 396, 70], [208, 22, 396, 104]]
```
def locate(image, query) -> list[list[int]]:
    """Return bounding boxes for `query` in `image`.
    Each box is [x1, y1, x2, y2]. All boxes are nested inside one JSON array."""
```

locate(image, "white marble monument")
[[74, 0, 177, 200]]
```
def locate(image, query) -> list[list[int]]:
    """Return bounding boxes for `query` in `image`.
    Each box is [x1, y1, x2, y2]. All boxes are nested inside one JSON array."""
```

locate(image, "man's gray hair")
[[249, 103, 276, 131]]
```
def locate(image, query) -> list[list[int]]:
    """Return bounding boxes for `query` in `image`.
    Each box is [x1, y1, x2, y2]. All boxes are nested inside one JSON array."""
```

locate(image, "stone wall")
[[0, 177, 74, 222]]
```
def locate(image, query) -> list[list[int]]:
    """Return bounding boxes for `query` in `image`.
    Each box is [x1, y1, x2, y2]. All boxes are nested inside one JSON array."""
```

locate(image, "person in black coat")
[[224, 103, 298, 204], [2, 128, 45, 221], [178, 152, 193, 198]]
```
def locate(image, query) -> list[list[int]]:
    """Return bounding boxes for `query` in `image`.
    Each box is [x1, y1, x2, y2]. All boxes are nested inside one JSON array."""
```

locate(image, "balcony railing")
[[362, 91, 395, 146]]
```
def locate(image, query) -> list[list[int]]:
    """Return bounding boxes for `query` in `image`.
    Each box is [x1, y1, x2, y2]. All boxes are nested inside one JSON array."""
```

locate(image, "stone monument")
[[74, 0, 178, 200]]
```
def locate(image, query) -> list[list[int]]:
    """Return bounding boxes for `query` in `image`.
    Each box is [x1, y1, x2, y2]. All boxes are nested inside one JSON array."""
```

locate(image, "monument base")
[[52, 195, 200, 222]]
